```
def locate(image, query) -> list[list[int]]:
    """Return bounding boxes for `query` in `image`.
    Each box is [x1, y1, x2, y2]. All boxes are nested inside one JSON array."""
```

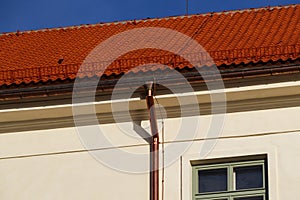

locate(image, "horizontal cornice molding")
[[0, 82, 300, 134]]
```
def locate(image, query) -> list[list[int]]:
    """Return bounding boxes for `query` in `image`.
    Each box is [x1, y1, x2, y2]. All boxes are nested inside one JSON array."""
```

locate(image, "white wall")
[[1, 106, 300, 200]]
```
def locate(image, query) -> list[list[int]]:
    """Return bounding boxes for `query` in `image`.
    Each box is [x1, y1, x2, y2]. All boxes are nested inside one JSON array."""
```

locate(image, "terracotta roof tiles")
[[0, 4, 299, 86]]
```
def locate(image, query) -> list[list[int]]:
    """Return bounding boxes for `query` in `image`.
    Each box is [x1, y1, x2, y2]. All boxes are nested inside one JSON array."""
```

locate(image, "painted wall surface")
[[1, 105, 300, 200]]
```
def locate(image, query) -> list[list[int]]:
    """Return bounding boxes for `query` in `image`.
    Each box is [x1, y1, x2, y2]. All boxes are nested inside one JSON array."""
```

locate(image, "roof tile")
[[0, 4, 299, 86]]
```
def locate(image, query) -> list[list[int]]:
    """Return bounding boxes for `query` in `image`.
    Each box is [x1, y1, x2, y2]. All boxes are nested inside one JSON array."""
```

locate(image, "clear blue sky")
[[0, 0, 298, 33]]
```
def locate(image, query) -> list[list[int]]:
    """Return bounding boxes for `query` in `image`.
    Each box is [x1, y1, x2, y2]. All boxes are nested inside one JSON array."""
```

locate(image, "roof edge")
[[0, 4, 298, 36]]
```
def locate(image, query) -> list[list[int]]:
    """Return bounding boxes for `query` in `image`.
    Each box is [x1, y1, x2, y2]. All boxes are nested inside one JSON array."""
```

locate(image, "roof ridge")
[[0, 4, 298, 36]]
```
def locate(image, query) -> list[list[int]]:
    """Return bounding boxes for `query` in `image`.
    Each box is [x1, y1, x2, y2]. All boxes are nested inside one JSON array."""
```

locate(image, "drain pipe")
[[146, 82, 159, 200]]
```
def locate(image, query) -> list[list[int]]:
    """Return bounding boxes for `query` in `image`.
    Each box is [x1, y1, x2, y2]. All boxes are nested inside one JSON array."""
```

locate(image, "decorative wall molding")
[[1, 83, 300, 134]]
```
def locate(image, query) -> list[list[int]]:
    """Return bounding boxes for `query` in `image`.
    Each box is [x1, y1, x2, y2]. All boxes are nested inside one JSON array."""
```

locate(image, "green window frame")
[[192, 158, 267, 200]]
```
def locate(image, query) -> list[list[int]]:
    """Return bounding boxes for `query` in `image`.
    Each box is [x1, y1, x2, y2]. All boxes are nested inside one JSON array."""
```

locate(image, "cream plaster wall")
[[1, 105, 300, 199]]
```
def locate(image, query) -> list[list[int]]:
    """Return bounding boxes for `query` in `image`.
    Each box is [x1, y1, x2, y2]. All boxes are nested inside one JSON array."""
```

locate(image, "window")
[[192, 157, 267, 200]]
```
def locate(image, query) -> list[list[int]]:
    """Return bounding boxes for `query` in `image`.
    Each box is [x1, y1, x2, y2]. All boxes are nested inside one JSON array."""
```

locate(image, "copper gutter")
[[146, 83, 159, 200]]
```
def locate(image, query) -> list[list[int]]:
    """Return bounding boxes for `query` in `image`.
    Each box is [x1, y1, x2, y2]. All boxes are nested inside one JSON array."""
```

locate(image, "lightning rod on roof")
[[186, 0, 189, 15]]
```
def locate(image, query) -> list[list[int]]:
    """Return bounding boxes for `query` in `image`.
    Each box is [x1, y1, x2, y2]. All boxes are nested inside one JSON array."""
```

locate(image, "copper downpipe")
[[146, 87, 159, 200]]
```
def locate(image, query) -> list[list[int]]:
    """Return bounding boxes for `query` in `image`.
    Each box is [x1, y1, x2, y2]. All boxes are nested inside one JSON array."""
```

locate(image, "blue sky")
[[0, 0, 298, 33]]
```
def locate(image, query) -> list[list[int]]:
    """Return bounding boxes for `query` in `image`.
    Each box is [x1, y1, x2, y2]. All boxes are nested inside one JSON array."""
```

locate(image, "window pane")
[[198, 168, 227, 193], [234, 196, 263, 200], [234, 165, 263, 190]]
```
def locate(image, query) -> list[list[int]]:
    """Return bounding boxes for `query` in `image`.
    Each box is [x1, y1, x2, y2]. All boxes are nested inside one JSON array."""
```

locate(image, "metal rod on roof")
[[186, 0, 189, 15], [146, 82, 159, 200]]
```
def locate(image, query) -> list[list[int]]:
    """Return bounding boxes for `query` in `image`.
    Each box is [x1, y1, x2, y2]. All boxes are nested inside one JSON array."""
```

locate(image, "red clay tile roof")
[[0, 4, 299, 86]]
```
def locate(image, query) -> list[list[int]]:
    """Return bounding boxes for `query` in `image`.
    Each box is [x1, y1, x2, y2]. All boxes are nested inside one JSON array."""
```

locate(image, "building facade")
[[0, 4, 300, 200]]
